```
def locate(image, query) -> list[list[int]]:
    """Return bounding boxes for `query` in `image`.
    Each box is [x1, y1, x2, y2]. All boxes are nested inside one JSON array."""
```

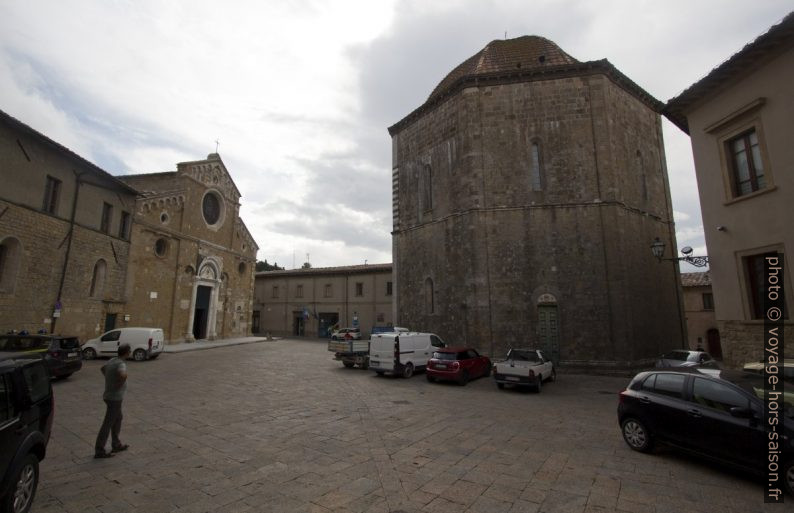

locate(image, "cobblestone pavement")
[[32, 339, 779, 513]]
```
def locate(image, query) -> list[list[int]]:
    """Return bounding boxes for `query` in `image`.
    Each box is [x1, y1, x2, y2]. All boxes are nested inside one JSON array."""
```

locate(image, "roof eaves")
[[1, 109, 140, 195], [664, 11, 794, 135]]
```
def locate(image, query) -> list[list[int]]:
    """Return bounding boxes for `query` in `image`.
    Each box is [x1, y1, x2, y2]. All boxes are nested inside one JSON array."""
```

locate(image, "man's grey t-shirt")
[[102, 357, 127, 401]]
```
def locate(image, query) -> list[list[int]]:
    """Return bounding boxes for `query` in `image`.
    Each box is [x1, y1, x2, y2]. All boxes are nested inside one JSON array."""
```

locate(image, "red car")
[[426, 347, 491, 385]]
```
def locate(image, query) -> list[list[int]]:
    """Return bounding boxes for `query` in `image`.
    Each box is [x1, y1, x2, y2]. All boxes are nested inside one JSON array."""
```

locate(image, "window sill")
[[723, 185, 776, 206]]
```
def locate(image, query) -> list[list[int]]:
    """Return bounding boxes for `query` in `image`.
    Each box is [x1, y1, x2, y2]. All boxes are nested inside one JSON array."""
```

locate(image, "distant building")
[[666, 13, 793, 367], [254, 264, 393, 338], [388, 36, 685, 371], [681, 272, 720, 357], [0, 109, 258, 343]]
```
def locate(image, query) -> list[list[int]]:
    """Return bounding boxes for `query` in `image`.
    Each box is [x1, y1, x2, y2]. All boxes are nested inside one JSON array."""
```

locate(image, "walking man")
[[94, 343, 131, 458]]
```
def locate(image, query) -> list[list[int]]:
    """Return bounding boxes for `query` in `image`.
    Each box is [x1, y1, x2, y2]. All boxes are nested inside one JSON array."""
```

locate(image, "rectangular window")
[[355, 282, 363, 296], [100, 202, 113, 234], [324, 284, 332, 298], [272, 286, 279, 299], [386, 281, 393, 296], [119, 211, 131, 240], [728, 129, 766, 197], [296, 284, 303, 298], [702, 293, 714, 311], [745, 252, 788, 320], [42, 175, 61, 214], [530, 142, 542, 191]]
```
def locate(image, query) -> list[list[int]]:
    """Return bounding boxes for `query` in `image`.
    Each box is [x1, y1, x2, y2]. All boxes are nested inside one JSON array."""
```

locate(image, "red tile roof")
[[681, 272, 711, 287]]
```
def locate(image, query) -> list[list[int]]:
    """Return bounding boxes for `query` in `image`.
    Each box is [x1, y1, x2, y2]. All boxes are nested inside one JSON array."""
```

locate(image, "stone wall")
[[720, 320, 793, 368]]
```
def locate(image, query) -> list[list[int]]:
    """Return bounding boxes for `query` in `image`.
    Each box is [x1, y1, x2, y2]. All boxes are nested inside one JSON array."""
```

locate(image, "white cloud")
[[1, 0, 790, 268]]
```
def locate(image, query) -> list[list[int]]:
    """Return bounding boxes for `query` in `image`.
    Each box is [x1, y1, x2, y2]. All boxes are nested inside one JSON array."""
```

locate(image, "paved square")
[[31, 339, 780, 512]]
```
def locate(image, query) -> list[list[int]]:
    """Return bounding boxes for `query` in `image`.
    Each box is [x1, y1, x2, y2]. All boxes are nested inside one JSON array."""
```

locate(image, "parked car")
[[82, 327, 164, 362], [0, 358, 54, 513], [370, 326, 409, 336], [330, 328, 361, 341], [743, 359, 794, 384], [493, 348, 555, 392], [369, 332, 446, 378], [654, 350, 717, 368], [426, 347, 491, 385], [618, 367, 794, 495], [0, 334, 83, 379]]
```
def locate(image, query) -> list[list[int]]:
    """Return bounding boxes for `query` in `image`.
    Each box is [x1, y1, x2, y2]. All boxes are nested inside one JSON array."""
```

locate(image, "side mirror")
[[729, 406, 752, 419]]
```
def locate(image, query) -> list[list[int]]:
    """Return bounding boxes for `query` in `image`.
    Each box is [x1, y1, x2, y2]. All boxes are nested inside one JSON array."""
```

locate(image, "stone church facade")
[[388, 36, 685, 371], [118, 154, 258, 342], [0, 109, 257, 343]]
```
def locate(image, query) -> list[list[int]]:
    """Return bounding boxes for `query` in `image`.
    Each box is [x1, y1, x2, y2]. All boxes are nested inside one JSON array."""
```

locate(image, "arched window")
[[425, 277, 435, 314], [530, 141, 543, 191], [0, 237, 22, 293], [89, 259, 107, 298], [423, 164, 433, 211]]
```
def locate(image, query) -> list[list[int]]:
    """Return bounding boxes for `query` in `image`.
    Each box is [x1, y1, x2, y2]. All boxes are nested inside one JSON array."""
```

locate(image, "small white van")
[[82, 327, 165, 361], [369, 332, 446, 378]]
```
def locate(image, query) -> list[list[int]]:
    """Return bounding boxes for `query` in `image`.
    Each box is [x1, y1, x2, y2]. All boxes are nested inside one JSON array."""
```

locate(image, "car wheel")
[[459, 371, 470, 386], [1, 453, 39, 513], [621, 418, 653, 452], [132, 349, 147, 362], [426, 374, 435, 383], [402, 363, 414, 379], [82, 347, 97, 360], [784, 460, 794, 497], [497, 382, 505, 390], [343, 361, 355, 368]]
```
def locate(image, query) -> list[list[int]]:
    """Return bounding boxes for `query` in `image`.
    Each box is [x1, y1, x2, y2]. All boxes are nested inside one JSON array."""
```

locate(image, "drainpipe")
[[51, 171, 85, 334]]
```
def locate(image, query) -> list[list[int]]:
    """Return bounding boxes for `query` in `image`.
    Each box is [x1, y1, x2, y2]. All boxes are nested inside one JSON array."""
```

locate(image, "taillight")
[[148, 338, 153, 350]]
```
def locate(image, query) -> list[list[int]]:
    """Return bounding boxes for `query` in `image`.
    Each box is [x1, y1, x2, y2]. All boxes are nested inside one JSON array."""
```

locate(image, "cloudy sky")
[[1, 1, 790, 271]]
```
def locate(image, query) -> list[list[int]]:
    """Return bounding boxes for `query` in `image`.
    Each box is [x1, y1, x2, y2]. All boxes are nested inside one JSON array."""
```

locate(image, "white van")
[[82, 327, 165, 361], [369, 332, 446, 378]]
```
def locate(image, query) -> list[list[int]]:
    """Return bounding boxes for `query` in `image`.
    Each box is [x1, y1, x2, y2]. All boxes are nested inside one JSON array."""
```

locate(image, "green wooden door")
[[537, 305, 559, 365]]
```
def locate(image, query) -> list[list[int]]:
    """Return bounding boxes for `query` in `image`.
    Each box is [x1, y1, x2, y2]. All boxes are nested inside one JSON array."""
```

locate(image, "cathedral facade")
[[388, 36, 685, 371]]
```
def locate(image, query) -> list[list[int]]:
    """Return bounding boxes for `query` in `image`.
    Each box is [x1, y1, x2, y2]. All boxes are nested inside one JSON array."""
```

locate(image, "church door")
[[537, 304, 560, 365], [193, 285, 212, 339]]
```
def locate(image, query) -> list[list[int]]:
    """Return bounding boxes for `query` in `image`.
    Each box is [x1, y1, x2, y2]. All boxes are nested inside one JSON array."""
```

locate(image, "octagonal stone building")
[[388, 36, 686, 371]]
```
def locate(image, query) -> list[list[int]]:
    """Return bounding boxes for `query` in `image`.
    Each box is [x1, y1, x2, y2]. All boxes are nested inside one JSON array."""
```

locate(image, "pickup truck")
[[493, 348, 555, 392], [328, 338, 370, 369]]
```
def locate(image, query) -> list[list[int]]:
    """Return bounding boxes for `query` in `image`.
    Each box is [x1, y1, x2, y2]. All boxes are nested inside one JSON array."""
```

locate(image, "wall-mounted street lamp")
[[651, 237, 709, 268]]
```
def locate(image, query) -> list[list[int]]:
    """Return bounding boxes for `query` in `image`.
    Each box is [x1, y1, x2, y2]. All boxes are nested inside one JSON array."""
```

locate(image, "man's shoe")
[[111, 444, 129, 453], [94, 451, 114, 459]]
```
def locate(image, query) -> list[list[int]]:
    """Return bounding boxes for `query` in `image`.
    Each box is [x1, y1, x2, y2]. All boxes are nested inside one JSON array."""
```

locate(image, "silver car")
[[654, 350, 718, 368]]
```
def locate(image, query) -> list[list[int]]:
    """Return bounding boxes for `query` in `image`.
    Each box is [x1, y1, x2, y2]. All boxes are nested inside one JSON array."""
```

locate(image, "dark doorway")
[[293, 312, 305, 336], [251, 311, 261, 334], [707, 328, 722, 359], [104, 313, 117, 332], [318, 312, 339, 338], [193, 285, 212, 339], [538, 304, 560, 365]]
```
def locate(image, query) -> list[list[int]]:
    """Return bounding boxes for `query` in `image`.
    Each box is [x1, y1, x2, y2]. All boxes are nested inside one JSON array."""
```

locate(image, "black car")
[[618, 368, 794, 495], [0, 335, 82, 379], [0, 358, 54, 513]]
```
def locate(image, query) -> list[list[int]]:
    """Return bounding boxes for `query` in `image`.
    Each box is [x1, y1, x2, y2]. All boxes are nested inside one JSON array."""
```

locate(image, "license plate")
[[506, 376, 520, 382], [436, 364, 447, 370], [68, 352, 77, 358]]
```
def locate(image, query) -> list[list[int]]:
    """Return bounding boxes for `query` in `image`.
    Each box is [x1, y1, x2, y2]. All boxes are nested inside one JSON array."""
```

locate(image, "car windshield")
[[0, 336, 48, 352], [508, 350, 539, 362], [661, 351, 690, 361], [433, 352, 459, 361]]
